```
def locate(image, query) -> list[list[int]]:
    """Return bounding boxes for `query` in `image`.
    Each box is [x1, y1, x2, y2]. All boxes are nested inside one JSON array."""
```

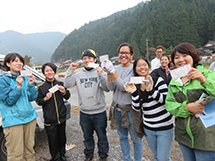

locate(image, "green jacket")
[[166, 64, 215, 151]]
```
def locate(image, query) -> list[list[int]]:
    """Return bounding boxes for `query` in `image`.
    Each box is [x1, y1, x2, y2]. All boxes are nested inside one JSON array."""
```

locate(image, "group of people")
[[0, 42, 215, 161]]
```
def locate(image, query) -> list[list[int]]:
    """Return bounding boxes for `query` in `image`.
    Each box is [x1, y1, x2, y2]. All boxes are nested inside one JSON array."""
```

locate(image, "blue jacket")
[[0, 72, 38, 128]]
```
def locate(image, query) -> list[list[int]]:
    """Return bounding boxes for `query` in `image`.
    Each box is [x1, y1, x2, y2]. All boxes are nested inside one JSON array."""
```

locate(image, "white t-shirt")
[[151, 57, 161, 70]]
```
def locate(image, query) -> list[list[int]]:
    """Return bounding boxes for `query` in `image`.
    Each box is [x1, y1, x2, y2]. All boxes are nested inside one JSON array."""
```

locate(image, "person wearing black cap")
[[64, 49, 109, 161], [209, 49, 215, 72], [36, 62, 71, 161]]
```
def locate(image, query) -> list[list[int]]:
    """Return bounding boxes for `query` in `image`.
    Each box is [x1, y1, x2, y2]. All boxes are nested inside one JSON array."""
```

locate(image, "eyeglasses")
[[118, 52, 131, 55], [137, 63, 148, 67], [156, 51, 163, 54]]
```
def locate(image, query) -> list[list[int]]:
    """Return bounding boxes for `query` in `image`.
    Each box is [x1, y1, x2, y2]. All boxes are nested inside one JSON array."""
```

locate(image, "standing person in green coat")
[[165, 42, 215, 161]]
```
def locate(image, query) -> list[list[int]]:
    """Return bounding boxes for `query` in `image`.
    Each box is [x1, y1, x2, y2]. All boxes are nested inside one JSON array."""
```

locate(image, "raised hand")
[[58, 85, 66, 94], [16, 75, 23, 88], [28, 75, 35, 84], [188, 68, 206, 84], [96, 66, 103, 75], [145, 76, 153, 92], [44, 92, 53, 101], [69, 63, 78, 70], [103, 60, 115, 73], [124, 82, 137, 94]]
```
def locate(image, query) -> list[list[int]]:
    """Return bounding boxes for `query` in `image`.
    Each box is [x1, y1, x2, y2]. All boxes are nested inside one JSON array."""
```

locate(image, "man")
[[64, 49, 109, 161], [151, 45, 164, 70]]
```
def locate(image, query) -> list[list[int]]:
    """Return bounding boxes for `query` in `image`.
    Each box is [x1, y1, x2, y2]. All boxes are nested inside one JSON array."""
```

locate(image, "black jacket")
[[36, 79, 70, 125], [150, 67, 172, 86]]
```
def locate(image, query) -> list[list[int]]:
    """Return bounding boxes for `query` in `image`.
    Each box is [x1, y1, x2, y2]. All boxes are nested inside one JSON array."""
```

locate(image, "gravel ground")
[[35, 81, 183, 161], [35, 106, 183, 161]]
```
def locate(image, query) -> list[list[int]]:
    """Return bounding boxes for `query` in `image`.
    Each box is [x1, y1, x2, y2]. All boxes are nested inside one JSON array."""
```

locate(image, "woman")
[[36, 63, 71, 161], [125, 56, 173, 161], [165, 43, 215, 161], [150, 55, 172, 85], [101, 43, 143, 161], [0, 53, 38, 161]]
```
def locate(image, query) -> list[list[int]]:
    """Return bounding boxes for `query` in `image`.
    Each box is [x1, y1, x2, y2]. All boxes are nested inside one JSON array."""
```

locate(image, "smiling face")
[[160, 56, 170, 68], [6, 56, 23, 74], [135, 59, 150, 77], [118, 46, 133, 67], [155, 48, 163, 59], [43, 65, 55, 81], [174, 51, 194, 68], [82, 56, 97, 68]]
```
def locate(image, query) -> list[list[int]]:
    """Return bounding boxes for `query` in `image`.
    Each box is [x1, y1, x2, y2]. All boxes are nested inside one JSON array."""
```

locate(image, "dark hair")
[[171, 42, 200, 68], [42, 62, 57, 74], [160, 55, 170, 61], [133, 56, 150, 76], [3, 53, 25, 71], [155, 45, 164, 51], [117, 42, 134, 55]]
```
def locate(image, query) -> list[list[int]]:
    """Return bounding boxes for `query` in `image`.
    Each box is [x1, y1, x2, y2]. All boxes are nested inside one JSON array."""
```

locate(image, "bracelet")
[[108, 69, 116, 75]]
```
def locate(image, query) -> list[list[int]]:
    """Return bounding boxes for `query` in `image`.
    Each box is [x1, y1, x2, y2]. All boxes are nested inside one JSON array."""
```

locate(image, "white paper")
[[99, 55, 109, 62], [49, 84, 59, 93], [88, 62, 99, 68], [130, 77, 149, 84], [21, 70, 32, 76], [170, 64, 192, 79], [76, 60, 83, 66]]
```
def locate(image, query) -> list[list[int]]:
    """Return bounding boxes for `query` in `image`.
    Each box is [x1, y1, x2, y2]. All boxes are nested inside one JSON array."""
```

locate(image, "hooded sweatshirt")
[[64, 67, 109, 114]]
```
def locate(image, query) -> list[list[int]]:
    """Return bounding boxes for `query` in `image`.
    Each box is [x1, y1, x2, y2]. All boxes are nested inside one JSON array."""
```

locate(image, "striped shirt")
[[131, 77, 173, 131]]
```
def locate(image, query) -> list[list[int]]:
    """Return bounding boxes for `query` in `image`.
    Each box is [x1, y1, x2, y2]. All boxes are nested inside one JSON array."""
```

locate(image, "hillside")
[[52, 0, 215, 62], [0, 30, 66, 63]]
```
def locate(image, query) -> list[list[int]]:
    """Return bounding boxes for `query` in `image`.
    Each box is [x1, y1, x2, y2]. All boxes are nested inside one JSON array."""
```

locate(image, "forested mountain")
[[0, 30, 66, 63], [51, 0, 215, 62]]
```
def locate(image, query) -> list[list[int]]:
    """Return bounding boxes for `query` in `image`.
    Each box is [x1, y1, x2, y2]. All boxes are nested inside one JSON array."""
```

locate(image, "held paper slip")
[[76, 60, 83, 66], [198, 93, 215, 128], [88, 62, 99, 68], [49, 84, 59, 93], [99, 54, 109, 62], [170, 64, 192, 79], [65, 144, 76, 151], [130, 77, 149, 84], [21, 70, 32, 76]]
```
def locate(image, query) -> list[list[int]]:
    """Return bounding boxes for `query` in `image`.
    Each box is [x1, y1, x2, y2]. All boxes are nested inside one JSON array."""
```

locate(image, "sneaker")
[[84, 155, 93, 161], [99, 155, 107, 161]]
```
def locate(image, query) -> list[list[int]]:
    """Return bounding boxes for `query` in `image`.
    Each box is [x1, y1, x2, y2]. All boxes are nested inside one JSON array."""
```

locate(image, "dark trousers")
[[45, 121, 66, 161], [80, 111, 109, 157]]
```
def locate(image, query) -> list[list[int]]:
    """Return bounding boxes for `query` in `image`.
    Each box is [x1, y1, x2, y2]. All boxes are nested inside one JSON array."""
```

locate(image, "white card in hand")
[[170, 64, 192, 79], [130, 77, 149, 84], [21, 70, 32, 76], [88, 62, 99, 68], [99, 55, 109, 62], [49, 84, 59, 93], [76, 60, 83, 66]]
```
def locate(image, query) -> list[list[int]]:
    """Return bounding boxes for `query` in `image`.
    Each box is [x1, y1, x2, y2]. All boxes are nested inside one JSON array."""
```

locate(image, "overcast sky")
[[0, 0, 146, 34]]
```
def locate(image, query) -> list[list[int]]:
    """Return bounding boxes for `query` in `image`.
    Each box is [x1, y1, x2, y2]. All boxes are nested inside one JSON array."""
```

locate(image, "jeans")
[[116, 110, 143, 161], [80, 111, 109, 157], [144, 128, 173, 161], [179, 143, 215, 161]]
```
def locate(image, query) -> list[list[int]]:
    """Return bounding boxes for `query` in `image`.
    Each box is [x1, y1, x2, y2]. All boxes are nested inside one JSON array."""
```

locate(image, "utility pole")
[[146, 38, 149, 61]]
